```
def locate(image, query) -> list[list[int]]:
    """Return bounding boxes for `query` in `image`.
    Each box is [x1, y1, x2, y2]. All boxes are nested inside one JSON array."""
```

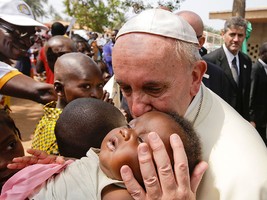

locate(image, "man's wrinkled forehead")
[[116, 8, 198, 45]]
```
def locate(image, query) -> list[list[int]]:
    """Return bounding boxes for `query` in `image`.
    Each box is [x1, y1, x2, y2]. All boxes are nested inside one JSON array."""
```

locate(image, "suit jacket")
[[202, 60, 231, 103], [203, 47, 252, 120], [249, 60, 267, 127]]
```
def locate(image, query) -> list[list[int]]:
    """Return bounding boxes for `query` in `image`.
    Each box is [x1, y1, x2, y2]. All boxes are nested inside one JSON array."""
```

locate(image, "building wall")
[[247, 22, 267, 63]]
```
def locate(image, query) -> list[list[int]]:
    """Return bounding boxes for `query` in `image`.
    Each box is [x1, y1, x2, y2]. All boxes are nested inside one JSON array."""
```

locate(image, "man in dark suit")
[[203, 16, 252, 121], [250, 42, 267, 145], [177, 11, 231, 102]]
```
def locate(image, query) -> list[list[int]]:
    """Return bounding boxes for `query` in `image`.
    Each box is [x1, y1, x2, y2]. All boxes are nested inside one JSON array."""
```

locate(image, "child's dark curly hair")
[[0, 105, 21, 140]]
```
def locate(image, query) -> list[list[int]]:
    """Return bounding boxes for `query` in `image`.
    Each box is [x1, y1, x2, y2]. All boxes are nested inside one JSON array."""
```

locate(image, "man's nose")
[[233, 35, 239, 41], [129, 94, 152, 118]]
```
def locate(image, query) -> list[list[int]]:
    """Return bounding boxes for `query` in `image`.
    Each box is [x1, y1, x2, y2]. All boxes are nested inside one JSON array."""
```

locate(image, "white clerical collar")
[[184, 85, 203, 124]]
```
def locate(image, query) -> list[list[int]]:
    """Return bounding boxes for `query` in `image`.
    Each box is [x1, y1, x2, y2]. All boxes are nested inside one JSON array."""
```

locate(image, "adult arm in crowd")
[[120, 132, 208, 200], [1, 74, 56, 104]]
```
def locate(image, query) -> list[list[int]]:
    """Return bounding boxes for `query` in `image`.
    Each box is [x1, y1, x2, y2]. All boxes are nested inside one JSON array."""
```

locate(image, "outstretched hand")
[[7, 149, 65, 170], [120, 132, 208, 200]]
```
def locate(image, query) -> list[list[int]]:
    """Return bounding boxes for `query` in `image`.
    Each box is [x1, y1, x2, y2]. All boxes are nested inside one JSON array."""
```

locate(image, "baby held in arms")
[[1, 98, 202, 200]]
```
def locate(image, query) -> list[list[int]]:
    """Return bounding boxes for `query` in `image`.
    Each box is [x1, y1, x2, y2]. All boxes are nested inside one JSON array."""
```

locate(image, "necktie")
[[231, 57, 239, 84]]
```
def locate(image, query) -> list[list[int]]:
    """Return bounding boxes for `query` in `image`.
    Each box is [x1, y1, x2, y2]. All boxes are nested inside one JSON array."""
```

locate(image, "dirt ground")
[[9, 97, 44, 153]]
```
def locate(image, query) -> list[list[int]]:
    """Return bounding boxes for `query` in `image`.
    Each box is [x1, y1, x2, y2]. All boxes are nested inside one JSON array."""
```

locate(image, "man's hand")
[[7, 149, 65, 170], [34, 82, 57, 104], [1, 74, 57, 105], [120, 132, 208, 200]]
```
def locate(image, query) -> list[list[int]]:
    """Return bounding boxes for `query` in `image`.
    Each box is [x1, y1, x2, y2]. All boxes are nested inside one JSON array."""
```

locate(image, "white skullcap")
[[116, 9, 198, 44]]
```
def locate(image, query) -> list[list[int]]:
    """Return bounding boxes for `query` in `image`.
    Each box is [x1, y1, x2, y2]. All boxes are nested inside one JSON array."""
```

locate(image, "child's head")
[[96, 60, 111, 84], [0, 107, 24, 190], [99, 111, 201, 187], [55, 98, 127, 158], [45, 35, 77, 72], [54, 52, 105, 109], [71, 34, 92, 57]]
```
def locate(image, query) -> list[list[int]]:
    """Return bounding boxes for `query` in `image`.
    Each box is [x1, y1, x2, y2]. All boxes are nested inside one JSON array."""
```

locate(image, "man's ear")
[[220, 29, 225, 37], [190, 60, 207, 96], [198, 37, 205, 48], [54, 81, 64, 97]]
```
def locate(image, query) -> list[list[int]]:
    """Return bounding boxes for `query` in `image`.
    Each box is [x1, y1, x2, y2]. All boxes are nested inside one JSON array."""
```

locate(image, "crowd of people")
[[0, 0, 267, 200]]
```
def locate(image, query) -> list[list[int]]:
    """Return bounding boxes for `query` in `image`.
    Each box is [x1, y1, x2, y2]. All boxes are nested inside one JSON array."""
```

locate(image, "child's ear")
[[54, 81, 64, 97]]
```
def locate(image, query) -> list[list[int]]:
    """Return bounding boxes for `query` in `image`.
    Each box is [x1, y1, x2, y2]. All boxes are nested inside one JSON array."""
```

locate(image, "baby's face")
[[0, 125, 24, 190], [99, 111, 180, 185]]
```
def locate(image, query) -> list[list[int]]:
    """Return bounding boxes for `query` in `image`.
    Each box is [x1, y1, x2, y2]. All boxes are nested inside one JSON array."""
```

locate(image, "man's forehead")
[[227, 25, 246, 31]]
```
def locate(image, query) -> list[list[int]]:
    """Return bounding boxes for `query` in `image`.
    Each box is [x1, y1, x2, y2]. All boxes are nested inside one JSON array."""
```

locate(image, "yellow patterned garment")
[[32, 101, 62, 155]]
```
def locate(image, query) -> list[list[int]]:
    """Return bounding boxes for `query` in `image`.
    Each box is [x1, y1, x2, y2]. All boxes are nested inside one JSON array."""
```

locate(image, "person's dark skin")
[[97, 61, 111, 84], [44, 36, 77, 73], [0, 113, 24, 191], [53, 52, 111, 109], [0, 18, 56, 104], [1, 75, 56, 104]]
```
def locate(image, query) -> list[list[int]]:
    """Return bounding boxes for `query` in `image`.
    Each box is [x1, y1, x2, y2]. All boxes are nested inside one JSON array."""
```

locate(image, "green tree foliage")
[[123, 0, 184, 13], [204, 25, 221, 34], [63, 0, 127, 32], [48, 5, 63, 21], [25, 0, 62, 21], [24, 0, 48, 19]]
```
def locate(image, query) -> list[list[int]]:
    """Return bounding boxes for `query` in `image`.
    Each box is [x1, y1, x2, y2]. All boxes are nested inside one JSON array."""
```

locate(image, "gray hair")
[[175, 40, 201, 70], [223, 16, 247, 32]]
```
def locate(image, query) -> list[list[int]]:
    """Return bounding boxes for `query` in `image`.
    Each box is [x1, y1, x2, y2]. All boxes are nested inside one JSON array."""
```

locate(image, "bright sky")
[[46, 0, 267, 30], [179, 0, 267, 30]]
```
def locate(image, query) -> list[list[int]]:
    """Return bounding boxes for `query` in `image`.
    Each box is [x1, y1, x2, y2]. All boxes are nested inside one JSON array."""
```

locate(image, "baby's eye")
[[7, 141, 17, 151], [137, 137, 144, 144]]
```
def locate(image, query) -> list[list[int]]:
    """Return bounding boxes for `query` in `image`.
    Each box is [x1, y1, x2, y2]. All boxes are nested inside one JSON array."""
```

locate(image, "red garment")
[[39, 47, 54, 84]]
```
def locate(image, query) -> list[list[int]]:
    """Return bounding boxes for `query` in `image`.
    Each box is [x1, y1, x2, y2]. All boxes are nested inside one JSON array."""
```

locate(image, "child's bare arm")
[[7, 149, 66, 169]]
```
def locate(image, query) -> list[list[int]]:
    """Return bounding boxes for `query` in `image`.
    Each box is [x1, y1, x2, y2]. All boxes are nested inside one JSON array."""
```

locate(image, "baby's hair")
[[167, 112, 202, 176], [0, 106, 21, 140], [55, 98, 127, 158]]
